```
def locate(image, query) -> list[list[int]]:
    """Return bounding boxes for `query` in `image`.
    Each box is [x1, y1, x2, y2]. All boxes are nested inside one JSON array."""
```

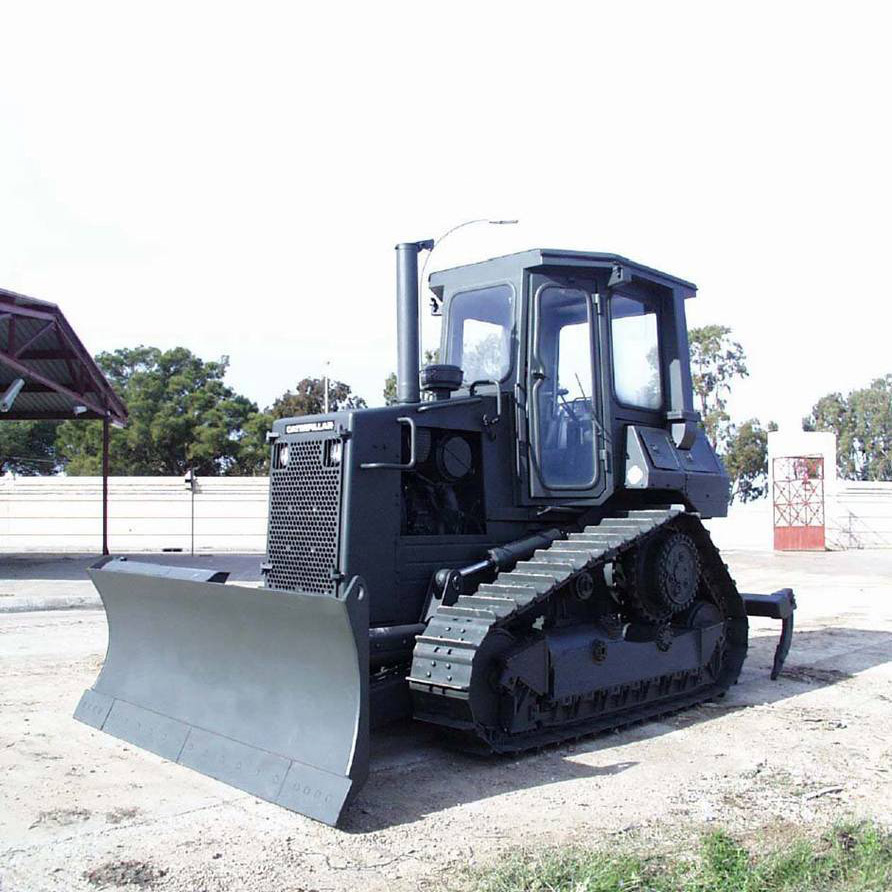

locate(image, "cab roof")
[[428, 249, 697, 300]]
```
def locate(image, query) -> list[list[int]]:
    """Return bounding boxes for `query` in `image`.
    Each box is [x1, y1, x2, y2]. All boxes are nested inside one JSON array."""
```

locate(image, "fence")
[[0, 476, 269, 553]]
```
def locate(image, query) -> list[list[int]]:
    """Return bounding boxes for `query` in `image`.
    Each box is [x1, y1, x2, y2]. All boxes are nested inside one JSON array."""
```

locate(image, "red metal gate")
[[772, 456, 825, 550]]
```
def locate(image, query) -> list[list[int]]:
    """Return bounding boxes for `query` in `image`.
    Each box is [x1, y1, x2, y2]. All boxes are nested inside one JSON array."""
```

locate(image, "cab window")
[[611, 295, 662, 409], [445, 284, 514, 384]]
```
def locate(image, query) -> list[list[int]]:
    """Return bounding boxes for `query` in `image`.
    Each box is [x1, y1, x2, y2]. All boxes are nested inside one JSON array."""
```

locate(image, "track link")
[[409, 509, 747, 752]]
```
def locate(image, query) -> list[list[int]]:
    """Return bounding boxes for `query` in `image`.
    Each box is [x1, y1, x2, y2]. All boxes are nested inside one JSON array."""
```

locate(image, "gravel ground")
[[1, 549, 891, 891]]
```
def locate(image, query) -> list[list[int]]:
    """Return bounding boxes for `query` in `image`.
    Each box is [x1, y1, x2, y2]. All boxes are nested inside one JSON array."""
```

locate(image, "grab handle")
[[360, 416, 417, 470]]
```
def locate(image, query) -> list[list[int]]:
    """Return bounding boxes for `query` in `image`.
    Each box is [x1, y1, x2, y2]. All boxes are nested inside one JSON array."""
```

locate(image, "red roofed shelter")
[[0, 287, 128, 554]]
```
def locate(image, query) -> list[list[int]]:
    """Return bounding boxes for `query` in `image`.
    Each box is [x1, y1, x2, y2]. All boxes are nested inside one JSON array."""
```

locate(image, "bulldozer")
[[75, 243, 795, 826]]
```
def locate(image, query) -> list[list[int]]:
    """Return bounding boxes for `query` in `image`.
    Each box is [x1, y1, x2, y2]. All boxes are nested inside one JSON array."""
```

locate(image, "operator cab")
[[430, 249, 707, 507]]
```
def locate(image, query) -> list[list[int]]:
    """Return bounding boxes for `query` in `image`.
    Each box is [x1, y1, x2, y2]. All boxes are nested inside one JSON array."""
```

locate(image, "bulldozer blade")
[[74, 559, 369, 826]]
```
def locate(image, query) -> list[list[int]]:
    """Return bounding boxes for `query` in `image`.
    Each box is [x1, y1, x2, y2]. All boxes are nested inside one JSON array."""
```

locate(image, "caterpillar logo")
[[284, 420, 336, 434]]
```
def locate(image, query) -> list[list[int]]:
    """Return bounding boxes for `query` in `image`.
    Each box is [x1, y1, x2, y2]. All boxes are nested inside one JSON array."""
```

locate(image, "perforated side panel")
[[266, 438, 342, 594]]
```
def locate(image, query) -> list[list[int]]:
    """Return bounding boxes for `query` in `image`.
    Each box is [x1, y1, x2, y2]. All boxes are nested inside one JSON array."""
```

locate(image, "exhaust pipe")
[[395, 240, 432, 405]]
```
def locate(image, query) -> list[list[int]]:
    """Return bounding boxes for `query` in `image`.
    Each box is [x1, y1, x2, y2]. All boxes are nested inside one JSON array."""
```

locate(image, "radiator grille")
[[266, 437, 342, 594]]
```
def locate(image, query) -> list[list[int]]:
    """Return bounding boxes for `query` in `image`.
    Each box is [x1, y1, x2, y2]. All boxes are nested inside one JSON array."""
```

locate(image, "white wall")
[[705, 499, 773, 552], [827, 483, 892, 549], [2, 458, 892, 554], [0, 476, 269, 553]]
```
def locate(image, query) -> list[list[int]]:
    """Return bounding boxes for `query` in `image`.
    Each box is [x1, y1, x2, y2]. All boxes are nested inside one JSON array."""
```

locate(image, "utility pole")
[[184, 468, 197, 555], [323, 360, 330, 413]]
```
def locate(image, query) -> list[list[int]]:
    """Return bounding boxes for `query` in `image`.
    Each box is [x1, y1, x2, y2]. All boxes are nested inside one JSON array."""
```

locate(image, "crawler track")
[[409, 510, 748, 752]]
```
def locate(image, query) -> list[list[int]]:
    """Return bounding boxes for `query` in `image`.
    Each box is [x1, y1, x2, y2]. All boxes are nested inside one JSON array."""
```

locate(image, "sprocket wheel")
[[623, 530, 701, 622]]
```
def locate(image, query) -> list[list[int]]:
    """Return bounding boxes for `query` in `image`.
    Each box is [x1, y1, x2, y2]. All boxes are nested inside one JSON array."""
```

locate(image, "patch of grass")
[[464, 822, 892, 892]]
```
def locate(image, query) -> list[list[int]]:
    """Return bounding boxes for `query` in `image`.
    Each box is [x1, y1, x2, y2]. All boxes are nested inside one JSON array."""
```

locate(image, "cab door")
[[526, 275, 604, 499]]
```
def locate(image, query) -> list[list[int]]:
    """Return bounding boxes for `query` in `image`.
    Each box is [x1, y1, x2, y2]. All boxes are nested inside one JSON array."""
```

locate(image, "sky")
[[1, 2, 890, 432]]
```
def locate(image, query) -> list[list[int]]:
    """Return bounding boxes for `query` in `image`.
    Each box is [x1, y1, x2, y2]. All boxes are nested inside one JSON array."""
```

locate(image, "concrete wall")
[[2, 448, 892, 554], [826, 483, 892, 549], [705, 500, 773, 552], [0, 476, 269, 553]]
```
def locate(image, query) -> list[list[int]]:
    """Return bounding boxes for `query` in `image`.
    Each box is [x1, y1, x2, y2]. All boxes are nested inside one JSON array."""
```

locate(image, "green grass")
[[463, 822, 892, 892]]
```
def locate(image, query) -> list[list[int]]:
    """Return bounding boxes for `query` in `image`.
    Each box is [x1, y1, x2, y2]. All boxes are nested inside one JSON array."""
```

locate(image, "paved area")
[[0, 554, 262, 612], [1, 550, 891, 891]]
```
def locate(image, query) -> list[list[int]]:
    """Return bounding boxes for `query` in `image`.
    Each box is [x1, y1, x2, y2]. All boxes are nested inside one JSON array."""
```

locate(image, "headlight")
[[328, 441, 342, 465], [278, 444, 290, 468]]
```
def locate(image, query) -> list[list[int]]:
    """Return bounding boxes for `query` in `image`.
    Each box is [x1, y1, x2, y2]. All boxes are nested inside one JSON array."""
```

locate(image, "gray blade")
[[74, 561, 369, 826]]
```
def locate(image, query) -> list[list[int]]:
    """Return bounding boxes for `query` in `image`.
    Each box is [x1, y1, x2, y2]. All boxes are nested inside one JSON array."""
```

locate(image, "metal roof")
[[0, 287, 128, 423], [429, 249, 698, 298]]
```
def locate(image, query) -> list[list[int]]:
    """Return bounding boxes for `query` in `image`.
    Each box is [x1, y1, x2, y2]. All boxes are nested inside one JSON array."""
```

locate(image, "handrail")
[[469, 380, 502, 429], [360, 416, 417, 470]]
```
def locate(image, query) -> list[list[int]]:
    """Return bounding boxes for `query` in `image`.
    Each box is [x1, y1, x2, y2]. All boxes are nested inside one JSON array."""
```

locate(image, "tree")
[[55, 346, 268, 476], [239, 410, 275, 476], [269, 377, 366, 419], [723, 418, 778, 503], [383, 372, 397, 406], [688, 325, 778, 502], [0, 420, 60, 475], [462, 334, 504, 384], [804, 375, 892, 480], [688, 325, 748, 449], [383, 349, 440, 406]]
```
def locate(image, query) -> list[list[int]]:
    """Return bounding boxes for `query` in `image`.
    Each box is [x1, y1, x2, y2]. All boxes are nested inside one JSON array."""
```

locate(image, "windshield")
[[444, 284, 514, 384], [611, 294, 662, 409]]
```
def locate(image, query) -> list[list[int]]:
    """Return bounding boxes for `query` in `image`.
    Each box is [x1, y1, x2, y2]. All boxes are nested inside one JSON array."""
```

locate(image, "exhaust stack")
[[395, 240, 432, 405]]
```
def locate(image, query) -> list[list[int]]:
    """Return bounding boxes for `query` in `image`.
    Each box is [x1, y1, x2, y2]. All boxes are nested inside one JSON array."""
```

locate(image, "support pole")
[[102, 415, 110, 556]]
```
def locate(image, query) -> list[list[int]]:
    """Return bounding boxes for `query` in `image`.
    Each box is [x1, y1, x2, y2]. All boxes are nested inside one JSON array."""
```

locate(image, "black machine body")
[[263, 248, 730, 630], [78, 243, 795, 827]]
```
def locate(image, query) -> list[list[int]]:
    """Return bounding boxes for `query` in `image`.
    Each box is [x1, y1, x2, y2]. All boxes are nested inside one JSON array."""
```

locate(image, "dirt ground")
[[1, 549, 891, 892]]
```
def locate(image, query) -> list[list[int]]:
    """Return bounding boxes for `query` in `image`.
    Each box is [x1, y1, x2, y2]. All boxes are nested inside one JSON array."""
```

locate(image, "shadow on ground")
[[343, 626, 892, 832]]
